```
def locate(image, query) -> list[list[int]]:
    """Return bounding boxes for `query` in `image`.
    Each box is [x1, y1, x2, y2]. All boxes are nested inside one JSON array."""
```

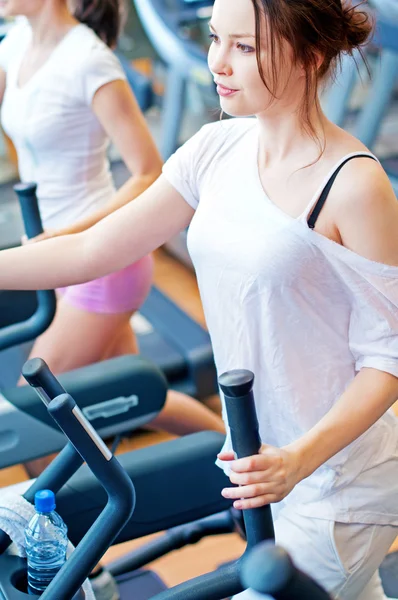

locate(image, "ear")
[[297, 51, 324, 81], [314, 50, 325, 71]]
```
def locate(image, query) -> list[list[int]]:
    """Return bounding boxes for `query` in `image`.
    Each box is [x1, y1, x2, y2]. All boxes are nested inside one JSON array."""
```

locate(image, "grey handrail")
[[23, 359, 136, 600], [0, 183, 56, 351]]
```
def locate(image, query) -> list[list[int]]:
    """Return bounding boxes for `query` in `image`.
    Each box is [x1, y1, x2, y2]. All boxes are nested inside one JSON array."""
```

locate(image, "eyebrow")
[[208, 22, 255, 39]]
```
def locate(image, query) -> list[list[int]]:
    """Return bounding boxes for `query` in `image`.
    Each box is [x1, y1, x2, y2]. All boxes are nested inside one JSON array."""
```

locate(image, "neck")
[[28, 2, 78, 47], [256, 97, 328, 169]]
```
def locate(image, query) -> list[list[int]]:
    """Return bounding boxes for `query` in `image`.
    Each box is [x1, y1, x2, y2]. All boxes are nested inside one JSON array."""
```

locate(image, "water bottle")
[[24, 489, 68, 595]]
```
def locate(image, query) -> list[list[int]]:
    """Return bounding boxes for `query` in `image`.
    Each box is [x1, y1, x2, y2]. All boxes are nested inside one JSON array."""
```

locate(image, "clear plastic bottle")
[[24, 489, 68, 596]]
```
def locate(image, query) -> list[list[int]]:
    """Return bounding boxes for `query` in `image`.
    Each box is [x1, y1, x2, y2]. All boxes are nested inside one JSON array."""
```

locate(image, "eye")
[[237, 43, 255, 54], [208, 33, 220, 44]]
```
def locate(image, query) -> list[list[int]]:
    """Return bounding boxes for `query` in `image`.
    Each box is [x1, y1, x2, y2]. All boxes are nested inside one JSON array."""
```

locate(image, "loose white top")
[[163, 118, 398, 525]]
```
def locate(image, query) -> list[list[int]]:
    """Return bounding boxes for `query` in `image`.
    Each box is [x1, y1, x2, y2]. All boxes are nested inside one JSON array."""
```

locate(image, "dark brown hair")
[[73, 0, 127, 48], [251, 0, 373, 142]]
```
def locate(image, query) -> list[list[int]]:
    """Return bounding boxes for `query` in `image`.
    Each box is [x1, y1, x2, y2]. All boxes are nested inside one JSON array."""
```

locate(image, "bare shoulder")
[[328, 157, 398, 266]]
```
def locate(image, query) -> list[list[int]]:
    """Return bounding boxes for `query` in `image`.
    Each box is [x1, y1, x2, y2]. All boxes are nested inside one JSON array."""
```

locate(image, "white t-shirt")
[[163, 118, 398, 525], [0, 20, 126, 229]]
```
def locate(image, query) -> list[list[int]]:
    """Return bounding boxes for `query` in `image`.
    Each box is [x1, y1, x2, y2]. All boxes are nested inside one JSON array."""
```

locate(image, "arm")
[[289, 160, 398, 477], [0, 176, 194, 290], [220, 163, 398, 508], [44, 79, 163, 238], [288, 368, 398, 481]]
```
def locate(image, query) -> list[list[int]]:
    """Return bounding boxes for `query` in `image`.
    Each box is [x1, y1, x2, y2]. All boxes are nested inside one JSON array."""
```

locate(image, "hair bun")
[[341, 2, 373, 51]]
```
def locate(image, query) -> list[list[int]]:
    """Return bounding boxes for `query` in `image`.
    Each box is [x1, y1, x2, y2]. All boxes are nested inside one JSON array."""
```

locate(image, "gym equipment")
[[0, 359, 137, 600], [0, 181, 217, 398], [133, 0, 215, 161], [0, 355, 167, 469], [0, 183, 168, 470], [380, 550, 398, 598], [3, 362, 395, 599], [323, 15, 398, 194], [0, 365, 273, 599], [241, 540, 332, 599], [0, 182, 56, 389], [115, 51, 154, 113], [133, 0, 216, 270]]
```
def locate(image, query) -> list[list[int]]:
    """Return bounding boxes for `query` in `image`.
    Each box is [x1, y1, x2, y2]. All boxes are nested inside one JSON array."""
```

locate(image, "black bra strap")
[[308, 154, 377, 229]]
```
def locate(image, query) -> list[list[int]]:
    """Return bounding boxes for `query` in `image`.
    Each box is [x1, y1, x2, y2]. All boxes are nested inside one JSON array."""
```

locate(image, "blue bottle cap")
[[34, 490, 56, 513]]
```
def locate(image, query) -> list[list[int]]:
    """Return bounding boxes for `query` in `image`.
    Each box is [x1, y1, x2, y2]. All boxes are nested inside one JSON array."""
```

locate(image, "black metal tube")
[[219, 370, 274, 547], [151, 561, 243, 600], [0, 443, 83, 555], [22, 357, 66, 401], [109, 511, 235, 576], [0, 183, 56, 351], [24, 444, 84, 501], [14, 182, 42, 239], [0, 360, 84, 555], [241, 541, 332, 600], [40, 393, 135, 600]]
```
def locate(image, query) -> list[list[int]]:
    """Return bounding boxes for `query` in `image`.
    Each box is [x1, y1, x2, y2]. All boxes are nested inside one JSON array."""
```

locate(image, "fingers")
[[228, 453, 278, 473], [22, 231, 53, 245], [229, 468, 275, 486], [231, 496, 276, 509], [22, 234, 42, 245], [221, 482, 284, 508], [217, 451, 235, 461]]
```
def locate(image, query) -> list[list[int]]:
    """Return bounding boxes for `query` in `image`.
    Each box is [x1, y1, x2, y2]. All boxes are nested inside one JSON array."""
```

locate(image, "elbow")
[[133, 168, 162, 194], [138, 154, 163, 186], [143, 163, 163, 186]]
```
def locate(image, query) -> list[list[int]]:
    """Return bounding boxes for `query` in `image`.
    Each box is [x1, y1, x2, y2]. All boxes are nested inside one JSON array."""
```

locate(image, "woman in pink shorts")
[[0, 0, 224, 449]]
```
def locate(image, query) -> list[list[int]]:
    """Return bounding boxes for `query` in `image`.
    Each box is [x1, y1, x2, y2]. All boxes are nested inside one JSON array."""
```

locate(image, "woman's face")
[[208, 0, 303, 118]]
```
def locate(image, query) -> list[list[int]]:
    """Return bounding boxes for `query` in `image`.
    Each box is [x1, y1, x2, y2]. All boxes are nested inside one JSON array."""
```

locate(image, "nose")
[[208, 44, 233, 78]]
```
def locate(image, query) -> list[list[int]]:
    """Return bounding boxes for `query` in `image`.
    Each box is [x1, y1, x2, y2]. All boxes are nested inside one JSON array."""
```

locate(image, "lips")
[[215, 82, 238, 92], [215, 82, 239, 97]]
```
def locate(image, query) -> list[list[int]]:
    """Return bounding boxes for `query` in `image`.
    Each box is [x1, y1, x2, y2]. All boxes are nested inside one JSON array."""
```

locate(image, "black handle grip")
[[219, 370, 261, 457], [13, 182, 43, 239], [22, 357, 66, 401], [241, 541, 332, 599], [219, 370, 274, 546]]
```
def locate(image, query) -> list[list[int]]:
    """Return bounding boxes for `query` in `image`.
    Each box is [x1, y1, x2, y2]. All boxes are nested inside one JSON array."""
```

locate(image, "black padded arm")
[[55, 431, 230, 546], [3, 354, 167, 432]]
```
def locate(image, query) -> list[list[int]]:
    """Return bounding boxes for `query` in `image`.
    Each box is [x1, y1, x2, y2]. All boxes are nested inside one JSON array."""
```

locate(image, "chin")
[[219, 98, 255, 118], [220, 105, 255, 118]]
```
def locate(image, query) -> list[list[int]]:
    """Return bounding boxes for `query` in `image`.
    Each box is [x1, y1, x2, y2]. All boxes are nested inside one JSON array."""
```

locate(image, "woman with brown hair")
[[0, 0, 397, 597]]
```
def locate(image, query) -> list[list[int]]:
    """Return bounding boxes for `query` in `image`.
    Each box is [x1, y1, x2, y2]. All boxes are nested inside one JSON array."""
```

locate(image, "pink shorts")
[[58, 254, 154, 314]]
